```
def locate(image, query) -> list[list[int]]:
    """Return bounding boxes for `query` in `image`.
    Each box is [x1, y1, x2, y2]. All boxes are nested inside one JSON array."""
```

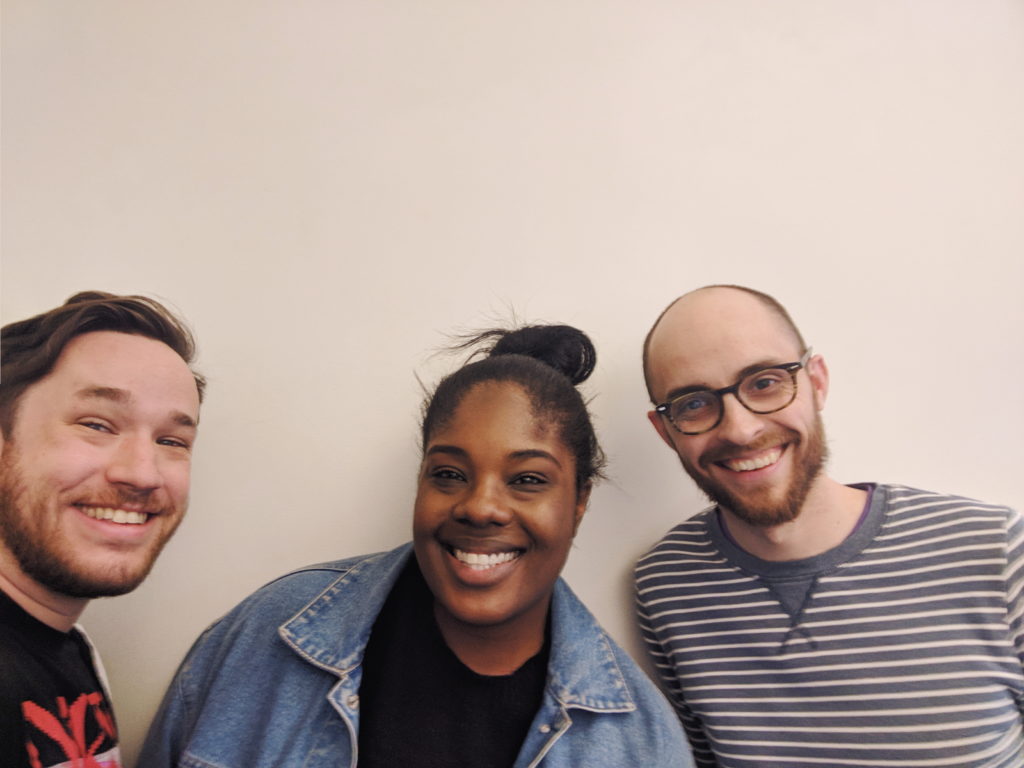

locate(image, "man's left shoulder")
[[879, 483, 1019, 527]]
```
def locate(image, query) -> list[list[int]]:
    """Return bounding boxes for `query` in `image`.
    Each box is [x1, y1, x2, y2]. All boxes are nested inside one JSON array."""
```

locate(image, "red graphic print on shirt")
[[21, 692, 121, 768]]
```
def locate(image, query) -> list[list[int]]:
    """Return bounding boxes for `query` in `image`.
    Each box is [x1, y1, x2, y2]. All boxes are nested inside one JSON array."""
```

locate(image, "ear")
[[806, 354, 830, 410], [572, 483, 592, 536], [647, 410, 677, 449]]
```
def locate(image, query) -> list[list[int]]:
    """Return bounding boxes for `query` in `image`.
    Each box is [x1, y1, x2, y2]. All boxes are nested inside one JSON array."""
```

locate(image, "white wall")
[[3, 1, 1022, 763]]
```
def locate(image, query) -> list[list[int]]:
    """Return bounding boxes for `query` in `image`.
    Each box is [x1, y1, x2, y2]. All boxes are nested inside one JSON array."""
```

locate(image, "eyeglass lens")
[[669, 367, 798, 433]]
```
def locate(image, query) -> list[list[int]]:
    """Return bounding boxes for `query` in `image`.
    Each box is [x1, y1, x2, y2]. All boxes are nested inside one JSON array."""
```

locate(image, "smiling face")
[[413, 381, 587, 654], [645, 287, 829, 527], [0, 331, 200, 603]]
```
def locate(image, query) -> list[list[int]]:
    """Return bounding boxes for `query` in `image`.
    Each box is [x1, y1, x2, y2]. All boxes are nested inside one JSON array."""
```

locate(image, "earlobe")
[[647, 410, 676, 449]]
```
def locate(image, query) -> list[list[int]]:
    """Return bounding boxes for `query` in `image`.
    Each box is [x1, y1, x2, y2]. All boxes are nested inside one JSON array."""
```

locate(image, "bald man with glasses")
[[636, 284, 1024, 768]]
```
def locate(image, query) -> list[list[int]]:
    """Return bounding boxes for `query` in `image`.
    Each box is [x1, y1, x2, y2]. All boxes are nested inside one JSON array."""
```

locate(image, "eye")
[[511, 473, 547, 487], [428, 466, 466, 486], [746, 370, 786, 394], [79, 420, 113, 433], [671, 393, 714, 420], [157, 437, 192, 451]]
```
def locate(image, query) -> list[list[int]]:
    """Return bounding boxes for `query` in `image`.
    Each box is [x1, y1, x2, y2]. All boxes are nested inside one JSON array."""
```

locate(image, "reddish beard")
[[0, 448, 180, 599], [680, 414, 829, 528]]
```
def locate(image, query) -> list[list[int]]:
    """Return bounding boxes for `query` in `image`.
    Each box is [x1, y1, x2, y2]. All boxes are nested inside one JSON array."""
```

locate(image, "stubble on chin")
[[0, 452, 178, 599], [680, 417, 829, 529]]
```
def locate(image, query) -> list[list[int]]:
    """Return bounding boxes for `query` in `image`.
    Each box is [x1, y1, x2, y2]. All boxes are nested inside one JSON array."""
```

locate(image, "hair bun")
[[489, 325, 596, 386]]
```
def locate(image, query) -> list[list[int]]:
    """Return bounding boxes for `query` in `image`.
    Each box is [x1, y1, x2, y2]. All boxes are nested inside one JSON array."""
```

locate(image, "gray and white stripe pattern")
[[636, 485, 1024, 767]]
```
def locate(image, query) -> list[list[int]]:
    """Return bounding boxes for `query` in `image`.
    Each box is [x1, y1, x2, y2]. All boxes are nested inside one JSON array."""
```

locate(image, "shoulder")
[[636, 507, 716, 561], [872, 485, 1024, 565], [878, 484, 1019, 527], [252, 548, 399, 599], [219, 550, 388, 621], [634, 507, 725, 590], [180, 547, 405, 667]]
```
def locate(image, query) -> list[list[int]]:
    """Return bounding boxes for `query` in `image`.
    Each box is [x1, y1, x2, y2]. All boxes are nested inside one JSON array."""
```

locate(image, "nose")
[[105, 434, 163, 491], [453, 478, 512, 528], [715, 393, 765, 446]]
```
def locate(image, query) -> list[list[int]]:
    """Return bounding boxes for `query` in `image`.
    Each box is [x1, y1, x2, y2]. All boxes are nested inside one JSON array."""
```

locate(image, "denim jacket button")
[[347, 694, 359, 709], [538, 724, 551, 734]]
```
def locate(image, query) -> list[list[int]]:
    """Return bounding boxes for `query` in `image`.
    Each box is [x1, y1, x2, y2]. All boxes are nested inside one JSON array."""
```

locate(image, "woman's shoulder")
[[191, 546, 409, 654]]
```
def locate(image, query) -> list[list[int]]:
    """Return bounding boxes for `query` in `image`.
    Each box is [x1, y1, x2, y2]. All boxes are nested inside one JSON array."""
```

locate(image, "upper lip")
[[704, 435, 789, 466], [717, 448, 782, 472], [714, 446, 781, 465], [442, 538, 526, 555], [74, 502, 160, 515]]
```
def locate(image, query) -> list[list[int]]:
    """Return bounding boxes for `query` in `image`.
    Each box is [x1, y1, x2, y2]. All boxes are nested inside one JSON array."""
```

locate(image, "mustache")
[[700, 428, 800, 465], [73, 488, 164, 513]]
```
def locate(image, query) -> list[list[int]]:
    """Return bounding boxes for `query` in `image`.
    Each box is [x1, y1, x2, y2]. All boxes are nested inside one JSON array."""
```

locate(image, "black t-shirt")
[[357, 560, 549, 768], [0, 590, 122, 767]]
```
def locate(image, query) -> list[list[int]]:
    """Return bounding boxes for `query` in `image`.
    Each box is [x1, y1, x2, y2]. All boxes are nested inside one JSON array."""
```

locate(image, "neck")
[[720, 476, 867, 562], [0, 550, 86, 632], [432, 599, 548, 676]]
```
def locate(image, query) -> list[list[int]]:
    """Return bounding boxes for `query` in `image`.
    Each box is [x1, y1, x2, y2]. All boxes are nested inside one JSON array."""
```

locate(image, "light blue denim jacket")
[[140, 544, 692, 767]]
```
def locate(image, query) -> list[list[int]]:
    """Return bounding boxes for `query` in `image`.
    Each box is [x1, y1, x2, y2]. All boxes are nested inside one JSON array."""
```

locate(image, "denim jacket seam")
[[278, 553, 390, 672]]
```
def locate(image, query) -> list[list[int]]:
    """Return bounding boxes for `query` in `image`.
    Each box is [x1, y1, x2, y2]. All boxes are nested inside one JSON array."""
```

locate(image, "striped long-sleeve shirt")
[[636, 484, 1024, 767]]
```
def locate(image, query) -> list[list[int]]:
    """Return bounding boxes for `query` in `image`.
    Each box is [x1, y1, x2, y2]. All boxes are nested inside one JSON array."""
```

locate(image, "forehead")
[[25, 331, 200, 419], [646, 288, 802, 399], [430, 381, 556, 447]]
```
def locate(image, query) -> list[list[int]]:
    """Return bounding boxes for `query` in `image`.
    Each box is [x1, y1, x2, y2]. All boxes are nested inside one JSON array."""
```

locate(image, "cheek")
[[538, 504, 584, 553], [411, 494, 439, 539], [779, 405, 815, 438], [161, 461, 193, 502], [38, 445, 104, 489], [672, 435, 705, 467]]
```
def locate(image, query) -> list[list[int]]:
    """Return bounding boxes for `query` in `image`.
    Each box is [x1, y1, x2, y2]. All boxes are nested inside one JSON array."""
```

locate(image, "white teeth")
[[726, 448, 781, 472], [452, 548, 521, 569], [82, 507, 148, 525]]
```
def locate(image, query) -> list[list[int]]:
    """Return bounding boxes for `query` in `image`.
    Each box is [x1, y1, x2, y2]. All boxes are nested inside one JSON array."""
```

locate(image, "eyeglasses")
[[655, 349, 813, 435]]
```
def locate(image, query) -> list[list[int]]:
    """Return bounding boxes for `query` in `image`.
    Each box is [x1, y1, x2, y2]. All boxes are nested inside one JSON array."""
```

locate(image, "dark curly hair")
[[1, 290, 205, 435], [420, 324, 606, 494]]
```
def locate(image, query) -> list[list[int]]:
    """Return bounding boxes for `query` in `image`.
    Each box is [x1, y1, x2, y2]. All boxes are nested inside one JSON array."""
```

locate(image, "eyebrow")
[[74, 386, 198, 429], [426, 445, 562, 468], [662, 358, 792, 403], [510, 448, 562, 467], [76, 386, 130, 404], [426, 445, 467, 459]]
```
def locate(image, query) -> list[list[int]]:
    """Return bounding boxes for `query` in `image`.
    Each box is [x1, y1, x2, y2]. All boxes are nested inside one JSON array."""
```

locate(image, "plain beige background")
[[3, 1, 1023, 763]]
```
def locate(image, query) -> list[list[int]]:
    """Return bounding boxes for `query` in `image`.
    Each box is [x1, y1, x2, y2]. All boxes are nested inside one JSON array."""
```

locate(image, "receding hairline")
[[641, 284, 808, 402]]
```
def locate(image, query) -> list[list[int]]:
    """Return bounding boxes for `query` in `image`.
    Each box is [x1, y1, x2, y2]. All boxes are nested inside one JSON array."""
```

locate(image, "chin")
[[32, 552, 159, 599], [687, 416, 829, 528], [724, 495, 802, 528], [439, 595, 514, 628]]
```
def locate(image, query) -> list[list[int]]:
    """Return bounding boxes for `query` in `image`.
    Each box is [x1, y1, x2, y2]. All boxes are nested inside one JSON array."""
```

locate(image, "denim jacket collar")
[[277, 543, 636, 713]]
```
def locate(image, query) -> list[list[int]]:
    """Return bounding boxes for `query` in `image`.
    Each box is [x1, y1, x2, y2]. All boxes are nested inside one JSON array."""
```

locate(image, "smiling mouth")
[[447, 546, 523, 570], [78, 505, 151, 525], [719, 447, 782, 473]]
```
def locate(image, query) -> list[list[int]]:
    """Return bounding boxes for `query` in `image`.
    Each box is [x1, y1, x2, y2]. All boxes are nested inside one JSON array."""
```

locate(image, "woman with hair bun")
[[141, 324, 692, 768]]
